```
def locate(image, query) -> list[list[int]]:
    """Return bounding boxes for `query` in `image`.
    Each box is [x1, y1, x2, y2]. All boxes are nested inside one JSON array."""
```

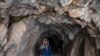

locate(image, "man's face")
[[43, 40, 48, 46]]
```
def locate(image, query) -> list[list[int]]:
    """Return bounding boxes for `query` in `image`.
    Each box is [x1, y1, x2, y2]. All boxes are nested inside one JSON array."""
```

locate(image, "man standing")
[[40, 39, 52, 56]]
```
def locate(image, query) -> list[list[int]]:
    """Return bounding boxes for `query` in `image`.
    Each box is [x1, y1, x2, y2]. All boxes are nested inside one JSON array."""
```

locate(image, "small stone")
[[8, 4, 38, 17], [68, 8, 83, 18], [55, 6, 68, 14], [30, 0, 35, 3], [92, 13, 100, 28], [0, 2, 8, 8], [38, 15, 52, 24], [21, 0, 35, 3], [92, 0, 100, 14], [72, 0, 89, 6], [5, 0, 13, 4], [60, 0, 73, 6]]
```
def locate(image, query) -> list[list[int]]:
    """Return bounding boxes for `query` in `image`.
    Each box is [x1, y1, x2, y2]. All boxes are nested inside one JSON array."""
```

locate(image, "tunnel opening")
[[34, 30, 63, 56]]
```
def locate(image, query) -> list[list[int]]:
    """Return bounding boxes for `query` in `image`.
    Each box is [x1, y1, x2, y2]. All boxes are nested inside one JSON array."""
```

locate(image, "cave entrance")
[[35, 30, 63, 56]]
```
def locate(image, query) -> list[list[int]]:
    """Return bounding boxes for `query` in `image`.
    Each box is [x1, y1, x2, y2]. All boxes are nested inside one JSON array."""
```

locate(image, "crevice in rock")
[[8, 15, 29, 28]]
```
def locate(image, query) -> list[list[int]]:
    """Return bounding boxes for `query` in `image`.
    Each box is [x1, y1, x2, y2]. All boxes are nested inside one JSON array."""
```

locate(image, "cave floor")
[[53, 54, 61, 56]]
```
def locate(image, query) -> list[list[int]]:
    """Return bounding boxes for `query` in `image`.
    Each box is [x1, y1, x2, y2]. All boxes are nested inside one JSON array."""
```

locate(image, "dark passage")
[[0, 0, 5, 2], [47, 34, 63, 54], [34, 30, 63, 56]]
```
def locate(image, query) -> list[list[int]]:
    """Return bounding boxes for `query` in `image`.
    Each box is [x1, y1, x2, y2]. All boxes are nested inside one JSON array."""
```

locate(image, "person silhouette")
[[40, 39, 52, 56]]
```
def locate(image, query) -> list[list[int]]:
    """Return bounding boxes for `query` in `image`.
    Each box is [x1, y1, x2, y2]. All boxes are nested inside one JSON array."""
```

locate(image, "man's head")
[[43, 39, 49, 46]]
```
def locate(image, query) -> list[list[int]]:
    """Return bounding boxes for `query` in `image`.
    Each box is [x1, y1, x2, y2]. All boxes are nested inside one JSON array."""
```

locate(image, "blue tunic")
[[41, 46, 52, 56]]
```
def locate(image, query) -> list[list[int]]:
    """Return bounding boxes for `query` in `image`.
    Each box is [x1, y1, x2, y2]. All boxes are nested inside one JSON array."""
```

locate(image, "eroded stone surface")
[[95, 37, 100, 49], [0, 24, 7, 46], [84, 37, 96, 56], [0, 0, 100, 56]]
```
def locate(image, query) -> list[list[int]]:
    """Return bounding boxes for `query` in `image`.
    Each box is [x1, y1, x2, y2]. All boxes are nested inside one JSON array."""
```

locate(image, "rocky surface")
[[0, 0, 100, 56]]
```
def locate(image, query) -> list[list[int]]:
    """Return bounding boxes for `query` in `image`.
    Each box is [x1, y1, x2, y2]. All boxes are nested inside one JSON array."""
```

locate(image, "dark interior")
[[47, 34, 63, 54], [0, 0, 5, 2], [34, 30, 63, 56]]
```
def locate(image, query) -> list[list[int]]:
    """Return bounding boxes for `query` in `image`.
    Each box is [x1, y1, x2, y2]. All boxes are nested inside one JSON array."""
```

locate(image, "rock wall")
[[0, 0, 100, 56]]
